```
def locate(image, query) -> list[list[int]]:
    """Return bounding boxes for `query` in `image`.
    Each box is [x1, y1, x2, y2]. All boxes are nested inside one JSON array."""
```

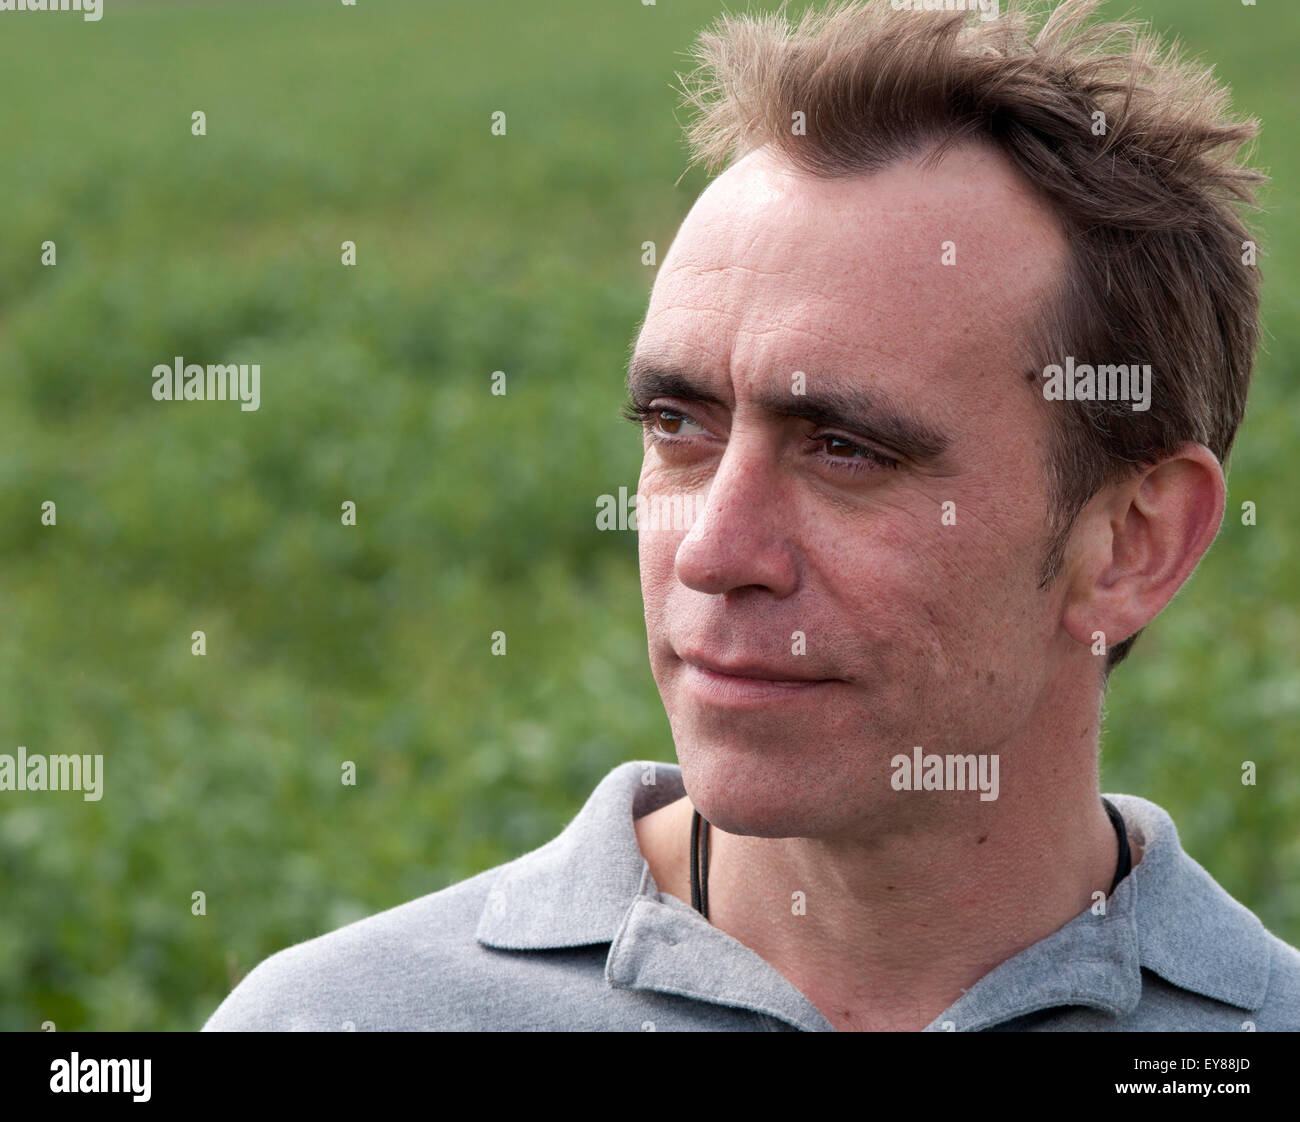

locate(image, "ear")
[[1061, 443, 1225, 654]]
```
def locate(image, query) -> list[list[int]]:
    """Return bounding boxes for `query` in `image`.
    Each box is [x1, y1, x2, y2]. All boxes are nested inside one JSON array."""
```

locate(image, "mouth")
[[677, 651, 841, 706]]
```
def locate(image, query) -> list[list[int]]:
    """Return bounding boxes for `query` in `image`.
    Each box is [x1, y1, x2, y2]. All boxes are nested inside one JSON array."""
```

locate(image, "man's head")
[[627, 0, 1261, 836]]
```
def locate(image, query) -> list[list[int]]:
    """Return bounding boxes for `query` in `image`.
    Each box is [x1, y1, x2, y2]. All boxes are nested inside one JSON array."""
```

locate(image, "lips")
[[675, 648, 842, 707], [679, 652, 831, 684]]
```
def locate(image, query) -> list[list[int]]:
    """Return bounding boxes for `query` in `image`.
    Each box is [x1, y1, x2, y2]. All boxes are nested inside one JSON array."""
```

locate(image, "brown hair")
[[675, 0, 1265, 674]]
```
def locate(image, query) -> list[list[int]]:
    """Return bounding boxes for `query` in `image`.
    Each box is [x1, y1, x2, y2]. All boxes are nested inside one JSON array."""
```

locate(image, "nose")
[[673, 431, 799, 599]]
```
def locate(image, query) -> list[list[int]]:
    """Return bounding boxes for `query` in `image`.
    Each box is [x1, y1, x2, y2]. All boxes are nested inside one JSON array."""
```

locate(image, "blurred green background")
[[0, 0, 1295, 1031]]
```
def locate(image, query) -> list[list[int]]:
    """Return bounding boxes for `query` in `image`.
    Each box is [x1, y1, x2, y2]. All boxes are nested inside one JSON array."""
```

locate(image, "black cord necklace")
[[689, 803, 711, 917], [688, 797, 1132, 921]]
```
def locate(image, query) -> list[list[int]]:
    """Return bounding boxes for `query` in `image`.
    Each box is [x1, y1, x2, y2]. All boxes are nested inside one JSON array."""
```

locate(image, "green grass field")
[[0, 0, 1296, 1030]]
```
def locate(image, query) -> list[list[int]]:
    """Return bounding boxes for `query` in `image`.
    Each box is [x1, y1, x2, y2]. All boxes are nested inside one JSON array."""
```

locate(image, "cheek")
[[637, 528, 675, 619], [808, 496, 1040, 673], [636, 467, 684, 628]]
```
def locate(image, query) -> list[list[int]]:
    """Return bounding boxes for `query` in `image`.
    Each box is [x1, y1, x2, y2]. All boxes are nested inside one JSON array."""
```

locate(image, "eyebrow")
[[625, 357, 952, 465]]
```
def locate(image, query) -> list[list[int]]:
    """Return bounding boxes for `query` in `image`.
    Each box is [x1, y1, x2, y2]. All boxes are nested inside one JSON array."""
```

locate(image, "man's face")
[[631, 141, 1075, 839]]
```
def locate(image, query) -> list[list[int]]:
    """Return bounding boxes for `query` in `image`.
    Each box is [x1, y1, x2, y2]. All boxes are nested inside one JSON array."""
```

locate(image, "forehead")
[[637, 142, 1067, 406]]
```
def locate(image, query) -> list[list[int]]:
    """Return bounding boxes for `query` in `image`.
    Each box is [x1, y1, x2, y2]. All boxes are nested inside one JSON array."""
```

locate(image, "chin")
[[676, 739, 868, 839]]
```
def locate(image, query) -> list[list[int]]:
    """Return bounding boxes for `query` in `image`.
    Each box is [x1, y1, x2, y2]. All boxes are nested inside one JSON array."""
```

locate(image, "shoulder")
[[203, 761, 674, 1031], [1255, 929, 1300, 1030], [1105, 793, 1300, 1030], [1109, 932, 1300, 1032], [202, 864, 505, 1031]]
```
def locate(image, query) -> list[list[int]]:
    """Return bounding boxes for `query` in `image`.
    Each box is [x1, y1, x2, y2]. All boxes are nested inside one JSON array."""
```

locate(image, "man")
[[204, 0, 1300, 1031]]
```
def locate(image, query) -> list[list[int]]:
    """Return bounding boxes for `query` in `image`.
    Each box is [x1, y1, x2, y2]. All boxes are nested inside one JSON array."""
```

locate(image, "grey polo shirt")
[[203, 761, 1300, 1031]]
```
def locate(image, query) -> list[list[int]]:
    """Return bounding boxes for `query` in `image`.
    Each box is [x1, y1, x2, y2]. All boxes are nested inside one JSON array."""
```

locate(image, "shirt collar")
[[474, 761, 835, 1029], [473, 762, 671, 950], [1107, 792, 1271, 1009], [936, 792, 1272, 1030], [475, 762, 1273, 1029]]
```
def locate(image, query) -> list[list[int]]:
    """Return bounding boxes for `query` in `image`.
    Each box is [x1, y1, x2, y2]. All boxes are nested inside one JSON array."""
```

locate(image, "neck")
[[635, 699, 1140, 1032]]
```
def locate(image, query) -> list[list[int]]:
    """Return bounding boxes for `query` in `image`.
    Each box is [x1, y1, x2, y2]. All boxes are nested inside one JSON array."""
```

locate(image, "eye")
[[622, 400, 709, 440], [822, 435, 859, 458], [653, 409, 705, 437], [813, 433, 899, 471]]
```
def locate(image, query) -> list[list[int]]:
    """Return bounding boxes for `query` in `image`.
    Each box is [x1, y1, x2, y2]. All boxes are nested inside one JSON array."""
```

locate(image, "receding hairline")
[[644, 134, 1072, 391]]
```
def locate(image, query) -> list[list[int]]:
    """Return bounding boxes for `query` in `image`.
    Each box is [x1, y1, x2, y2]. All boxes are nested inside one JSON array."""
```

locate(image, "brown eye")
[[658, 411, 686, 435], [654, 410, 707, 437], [812, 433, 900, 471]]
